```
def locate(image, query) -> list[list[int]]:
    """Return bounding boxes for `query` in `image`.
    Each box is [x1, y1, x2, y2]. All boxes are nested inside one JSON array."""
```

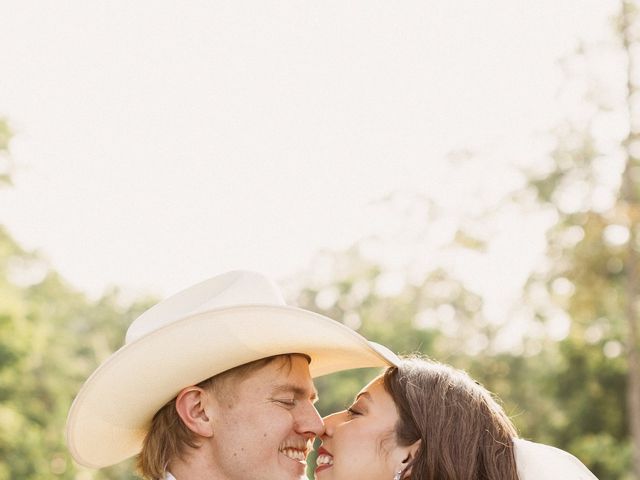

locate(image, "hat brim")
[[66, 305, 397, 468]]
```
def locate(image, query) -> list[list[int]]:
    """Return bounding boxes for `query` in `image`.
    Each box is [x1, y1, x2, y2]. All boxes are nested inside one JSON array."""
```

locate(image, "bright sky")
[[0, 0, 618, 301]]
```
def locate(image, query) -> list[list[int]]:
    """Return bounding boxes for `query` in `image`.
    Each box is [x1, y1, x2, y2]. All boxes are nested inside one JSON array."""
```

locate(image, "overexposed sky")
[[0, 1, 618, 299]]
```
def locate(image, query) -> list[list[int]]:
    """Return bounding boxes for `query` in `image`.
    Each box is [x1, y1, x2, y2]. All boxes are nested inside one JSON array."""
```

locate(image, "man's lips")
[[280, 448, 307, 463], [279, 439, 312, 463]]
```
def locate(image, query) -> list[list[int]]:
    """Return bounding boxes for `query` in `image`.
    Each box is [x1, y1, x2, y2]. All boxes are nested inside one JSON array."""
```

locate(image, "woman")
[[316, 357, 598, 480]]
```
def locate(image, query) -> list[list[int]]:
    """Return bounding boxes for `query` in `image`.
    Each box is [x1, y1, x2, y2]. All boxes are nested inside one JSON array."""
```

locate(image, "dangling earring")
[[393, 470, 402, 480]]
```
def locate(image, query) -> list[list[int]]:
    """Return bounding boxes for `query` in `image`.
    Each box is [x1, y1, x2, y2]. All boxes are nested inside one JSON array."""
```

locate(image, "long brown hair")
[[382, 357, 520, 480]]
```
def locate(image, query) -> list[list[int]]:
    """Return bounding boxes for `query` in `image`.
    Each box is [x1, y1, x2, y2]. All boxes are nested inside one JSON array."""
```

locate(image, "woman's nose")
[[321, 410, 346, 437]]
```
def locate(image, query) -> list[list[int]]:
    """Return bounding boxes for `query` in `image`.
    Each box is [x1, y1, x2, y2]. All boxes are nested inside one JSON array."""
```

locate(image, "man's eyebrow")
[[272, 383, 319, 401], [355, 391, 373, 402]]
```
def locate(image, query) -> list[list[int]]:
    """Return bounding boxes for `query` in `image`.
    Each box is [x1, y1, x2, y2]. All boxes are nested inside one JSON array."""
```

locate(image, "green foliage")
[[0, 225, 150, 479]]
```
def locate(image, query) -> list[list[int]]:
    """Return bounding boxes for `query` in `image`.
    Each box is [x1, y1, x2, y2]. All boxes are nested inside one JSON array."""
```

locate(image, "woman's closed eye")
[[346, 404, 363, 416]]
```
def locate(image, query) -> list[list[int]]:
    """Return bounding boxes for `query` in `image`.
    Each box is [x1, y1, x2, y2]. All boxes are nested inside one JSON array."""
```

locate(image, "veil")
[[513, 438, 599, 479]]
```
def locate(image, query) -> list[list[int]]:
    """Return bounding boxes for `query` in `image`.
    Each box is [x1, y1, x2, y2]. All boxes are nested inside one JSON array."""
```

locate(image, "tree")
[[515, 1, 640, 476], [0, 117, 151, 479], [620, 2, 640, 475]]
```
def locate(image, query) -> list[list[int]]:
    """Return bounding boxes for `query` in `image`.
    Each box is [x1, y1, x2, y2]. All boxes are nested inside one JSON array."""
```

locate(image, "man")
[[66, 270, 397, 480]]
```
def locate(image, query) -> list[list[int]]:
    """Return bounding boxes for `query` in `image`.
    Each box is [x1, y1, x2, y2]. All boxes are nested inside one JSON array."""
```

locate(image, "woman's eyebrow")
[[355, 391, 373, 402]]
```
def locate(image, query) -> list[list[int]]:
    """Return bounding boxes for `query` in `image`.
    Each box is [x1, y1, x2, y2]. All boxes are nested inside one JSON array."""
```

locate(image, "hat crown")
[[125, 270, 286, 344]]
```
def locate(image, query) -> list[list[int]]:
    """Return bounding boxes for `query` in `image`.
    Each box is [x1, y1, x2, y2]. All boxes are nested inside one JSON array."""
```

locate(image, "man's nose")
[[296, 402, 325, 437]]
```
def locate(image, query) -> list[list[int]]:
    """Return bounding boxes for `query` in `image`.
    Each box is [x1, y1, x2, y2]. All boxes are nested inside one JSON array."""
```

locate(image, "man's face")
[[207, 355, 323, 480]]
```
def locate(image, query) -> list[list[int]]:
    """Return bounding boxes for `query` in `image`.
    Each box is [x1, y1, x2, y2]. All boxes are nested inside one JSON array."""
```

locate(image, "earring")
[[393, 470, 402, 480]]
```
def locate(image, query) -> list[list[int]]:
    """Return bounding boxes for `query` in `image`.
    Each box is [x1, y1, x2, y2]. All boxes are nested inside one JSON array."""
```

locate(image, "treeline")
[[0, 223, 151, 480]]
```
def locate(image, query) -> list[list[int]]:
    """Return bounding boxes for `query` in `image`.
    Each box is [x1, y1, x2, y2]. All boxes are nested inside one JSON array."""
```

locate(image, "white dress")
[[514, 438, 599, 479]]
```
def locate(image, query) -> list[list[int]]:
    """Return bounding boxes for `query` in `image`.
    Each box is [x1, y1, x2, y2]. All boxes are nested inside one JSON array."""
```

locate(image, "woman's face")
[[315, 377, 405, 480]]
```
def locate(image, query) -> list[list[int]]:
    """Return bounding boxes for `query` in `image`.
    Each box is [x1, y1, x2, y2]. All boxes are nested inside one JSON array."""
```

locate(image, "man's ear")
[[175, 386, 215, 438]]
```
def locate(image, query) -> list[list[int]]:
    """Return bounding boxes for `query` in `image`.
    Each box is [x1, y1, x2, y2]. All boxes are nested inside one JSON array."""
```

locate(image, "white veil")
[[513, 438, 599, 479]]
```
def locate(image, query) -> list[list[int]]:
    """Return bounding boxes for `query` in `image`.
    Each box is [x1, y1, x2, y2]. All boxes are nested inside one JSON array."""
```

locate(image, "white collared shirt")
[[164, 473, 176, 480]]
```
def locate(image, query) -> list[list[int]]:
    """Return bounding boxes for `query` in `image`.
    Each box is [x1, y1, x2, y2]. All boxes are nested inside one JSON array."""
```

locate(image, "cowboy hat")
[[66, 270, 399, 469]]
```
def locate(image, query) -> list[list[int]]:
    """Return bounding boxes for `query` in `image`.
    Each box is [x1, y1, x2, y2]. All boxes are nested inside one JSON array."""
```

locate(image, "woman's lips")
[[315, 446, 334, 475]]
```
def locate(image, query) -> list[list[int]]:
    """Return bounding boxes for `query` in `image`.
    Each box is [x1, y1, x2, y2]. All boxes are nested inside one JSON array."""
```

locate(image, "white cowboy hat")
[[66, 270, 399, 469]]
